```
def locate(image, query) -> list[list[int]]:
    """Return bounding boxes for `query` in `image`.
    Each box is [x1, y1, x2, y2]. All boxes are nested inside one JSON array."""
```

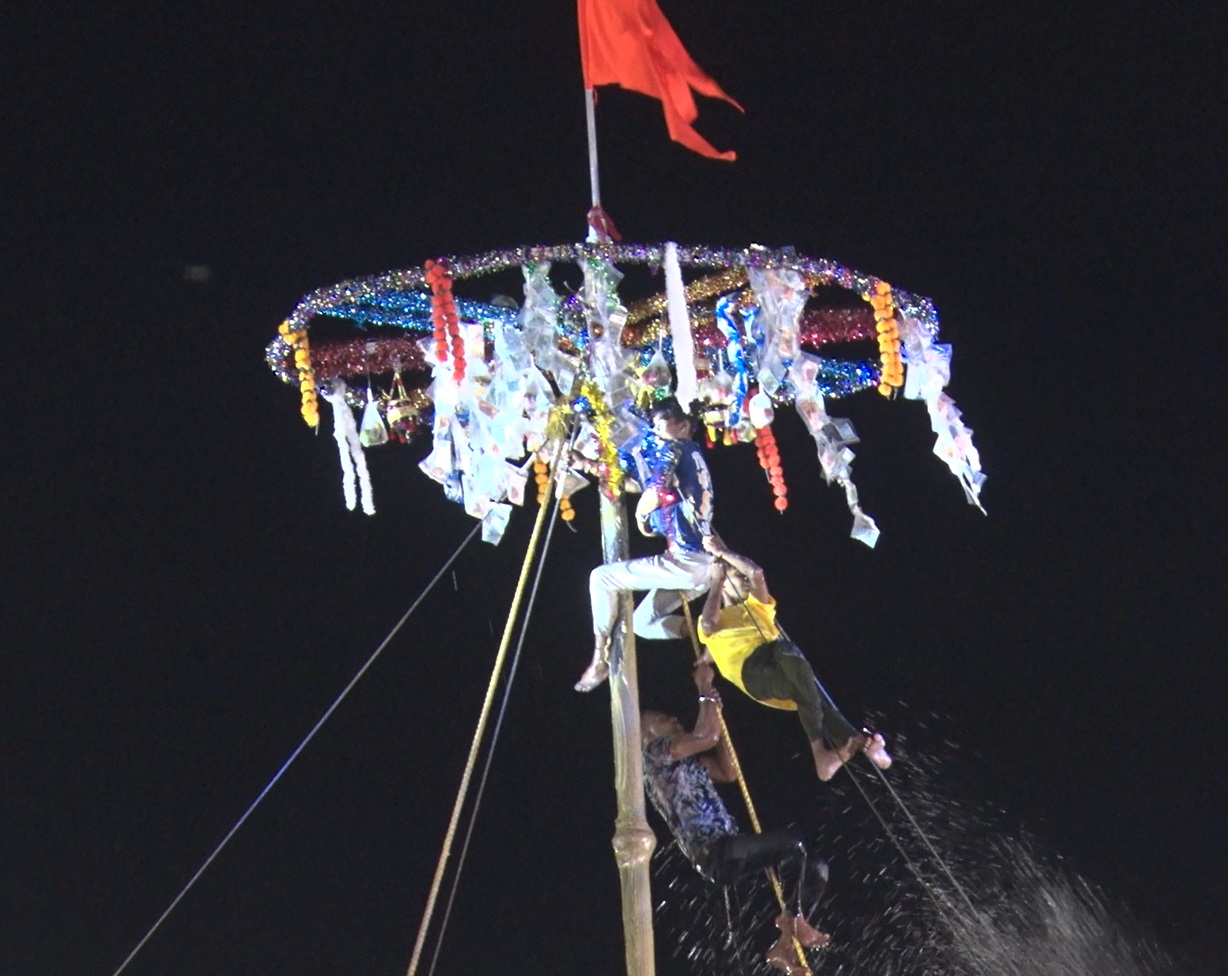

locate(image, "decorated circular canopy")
[[266, 241, 984, 546]]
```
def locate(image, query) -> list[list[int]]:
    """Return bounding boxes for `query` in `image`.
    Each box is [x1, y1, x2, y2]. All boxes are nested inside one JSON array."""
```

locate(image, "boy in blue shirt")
[[576, 397, 717, 692]]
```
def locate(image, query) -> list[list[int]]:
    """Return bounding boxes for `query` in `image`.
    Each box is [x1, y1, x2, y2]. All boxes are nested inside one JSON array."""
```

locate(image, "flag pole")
[[585, 88, 603, 214], [582, 66, 658, 976]]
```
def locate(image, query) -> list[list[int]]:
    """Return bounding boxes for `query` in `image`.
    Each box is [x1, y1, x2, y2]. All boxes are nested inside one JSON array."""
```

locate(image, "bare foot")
[[763, 943, 799, 974], [810, 739, 842, 781], [765, 915, 825, 975], [764, 934, 810, 976], [574, 658, 609, 692], [790, 914, 831, 950], [811, 737, 860, 781], [862, 731, 892, 770]]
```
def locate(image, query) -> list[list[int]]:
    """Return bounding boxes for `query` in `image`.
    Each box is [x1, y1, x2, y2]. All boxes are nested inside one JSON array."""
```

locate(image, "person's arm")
[[634, 487, 663, 537], [668, 663, 723, 760], [699, 561, 726, 637], [692, 663, 736, 782], [701, 736, 738, 784], [704, 538, 772, 604]]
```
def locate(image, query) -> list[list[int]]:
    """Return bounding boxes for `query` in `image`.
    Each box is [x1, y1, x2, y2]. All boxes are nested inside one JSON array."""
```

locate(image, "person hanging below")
[[642, 661, 831, 972], [575, 396, 716, 692], [696, 539, 892, 782]]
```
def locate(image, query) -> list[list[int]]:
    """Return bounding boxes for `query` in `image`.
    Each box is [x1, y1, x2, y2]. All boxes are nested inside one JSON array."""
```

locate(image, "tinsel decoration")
[[579, 378, 624, 498], [623, 265, 747, 331], [269, 243, 982, 540]]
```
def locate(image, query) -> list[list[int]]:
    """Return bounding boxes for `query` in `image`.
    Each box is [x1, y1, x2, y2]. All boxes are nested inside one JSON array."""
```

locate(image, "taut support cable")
[[405, 435, 569, 976], [769, 621, 983, 925], [107, 523, 481, 976], [424, 450, 572, 976]]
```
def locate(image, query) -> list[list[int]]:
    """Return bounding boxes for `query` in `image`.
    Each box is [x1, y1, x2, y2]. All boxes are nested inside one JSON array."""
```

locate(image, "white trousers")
[[589, 549, 715, 642]]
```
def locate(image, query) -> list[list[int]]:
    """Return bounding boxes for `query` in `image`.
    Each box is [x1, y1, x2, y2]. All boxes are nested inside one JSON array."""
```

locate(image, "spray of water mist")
[[651, 748, 1175, 976]]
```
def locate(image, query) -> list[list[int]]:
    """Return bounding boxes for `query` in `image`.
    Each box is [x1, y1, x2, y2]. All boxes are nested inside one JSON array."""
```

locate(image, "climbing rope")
[[680, 598, 768, 835], [423, 445, 572, 976], [404, 432, 570, 976], [107, 522, 482, 976], [679, 597, 812, 976], [685, 560, 978, 969]]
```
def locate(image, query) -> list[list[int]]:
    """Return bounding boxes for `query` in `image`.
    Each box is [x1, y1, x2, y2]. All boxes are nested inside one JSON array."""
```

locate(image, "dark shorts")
[[740, 639, 858, 747]]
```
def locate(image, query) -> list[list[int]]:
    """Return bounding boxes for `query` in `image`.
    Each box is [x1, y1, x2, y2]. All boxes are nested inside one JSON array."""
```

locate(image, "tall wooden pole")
[[600, 492, 657, 976], [585, 83, 656, 976]]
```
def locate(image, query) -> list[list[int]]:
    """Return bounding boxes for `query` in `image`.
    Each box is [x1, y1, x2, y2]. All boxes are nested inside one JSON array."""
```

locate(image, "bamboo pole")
[[585, 79, 655, 976], [601, 492, 657, 976]]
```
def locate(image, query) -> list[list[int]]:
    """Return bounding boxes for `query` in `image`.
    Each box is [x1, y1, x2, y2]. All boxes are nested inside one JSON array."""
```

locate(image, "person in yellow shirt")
[[696, 541, 892, 782]]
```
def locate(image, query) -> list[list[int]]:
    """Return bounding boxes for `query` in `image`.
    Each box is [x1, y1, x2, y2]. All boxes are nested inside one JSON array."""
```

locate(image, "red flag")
[[578, 0, 743, 161]]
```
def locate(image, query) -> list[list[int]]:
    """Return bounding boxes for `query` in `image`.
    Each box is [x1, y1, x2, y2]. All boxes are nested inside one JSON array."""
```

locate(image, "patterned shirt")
[[645, 440, 715, 553], [642, 735, 738, 875]]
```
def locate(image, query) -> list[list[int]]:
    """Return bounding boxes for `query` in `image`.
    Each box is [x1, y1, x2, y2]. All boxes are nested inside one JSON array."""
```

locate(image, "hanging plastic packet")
[[385, 371, 419, 442], [359, 388, 389, 447], [641, 346, 673, 393]]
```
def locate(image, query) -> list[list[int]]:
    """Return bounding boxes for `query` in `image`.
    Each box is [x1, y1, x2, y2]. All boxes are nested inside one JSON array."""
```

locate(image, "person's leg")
[[799, 859, 829, 918], [765, 847, 831, 972], [589, 557, 648, 645], [802, 673, 890, 776], [632, 588, 685, 640], [580, 552, 711, 691], [706, 829, 832, 970], [630, 552, 713, 640], [766, 911, 831, 973], [740, 641, 866, 781], [703, 828, 805, 886], [804, 668, 891, 772]]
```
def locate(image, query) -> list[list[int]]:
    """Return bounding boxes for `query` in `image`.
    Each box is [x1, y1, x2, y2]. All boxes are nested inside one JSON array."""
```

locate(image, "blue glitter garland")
[[314, 290, 521, 332]]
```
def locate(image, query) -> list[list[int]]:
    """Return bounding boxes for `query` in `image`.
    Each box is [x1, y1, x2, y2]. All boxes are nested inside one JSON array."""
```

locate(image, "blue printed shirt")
[[645, 440, 714, 553]]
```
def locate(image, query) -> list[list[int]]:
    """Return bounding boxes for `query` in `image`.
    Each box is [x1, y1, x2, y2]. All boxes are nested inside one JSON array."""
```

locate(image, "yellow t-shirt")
[[697, 596, 795, 711]]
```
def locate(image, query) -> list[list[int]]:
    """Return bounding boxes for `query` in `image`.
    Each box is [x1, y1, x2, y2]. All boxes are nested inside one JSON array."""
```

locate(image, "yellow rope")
[[405, 435, 567, 976], [680, 598, 812, 976]]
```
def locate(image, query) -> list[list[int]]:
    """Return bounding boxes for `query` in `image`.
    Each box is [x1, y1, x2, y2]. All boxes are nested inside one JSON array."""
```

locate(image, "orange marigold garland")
[[425, 258, 465, 382], [279, 319, 319, 427], [870, 281, 904, 395], [755, 422, 788, 512], [533, 456, 550, 505], [533, 454, 577, 521]]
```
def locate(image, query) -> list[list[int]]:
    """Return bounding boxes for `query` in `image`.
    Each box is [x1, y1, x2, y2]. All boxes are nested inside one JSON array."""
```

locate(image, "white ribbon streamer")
[[664, 242, 698, 408], [322, 380, 375, 515]]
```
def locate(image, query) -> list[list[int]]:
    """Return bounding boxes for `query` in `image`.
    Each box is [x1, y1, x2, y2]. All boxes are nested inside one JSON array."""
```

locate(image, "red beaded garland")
[[754, 422, 788, 512], [426, 258, 466, 381]]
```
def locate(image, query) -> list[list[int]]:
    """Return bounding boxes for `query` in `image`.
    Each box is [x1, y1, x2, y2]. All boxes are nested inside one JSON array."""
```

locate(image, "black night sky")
[[9, 3, 1225, 975]]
